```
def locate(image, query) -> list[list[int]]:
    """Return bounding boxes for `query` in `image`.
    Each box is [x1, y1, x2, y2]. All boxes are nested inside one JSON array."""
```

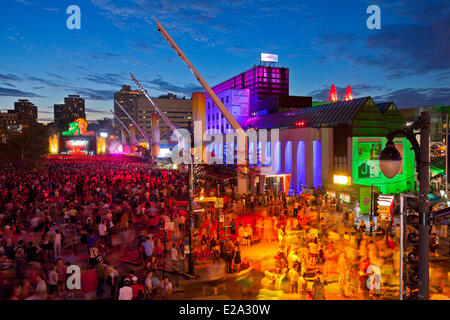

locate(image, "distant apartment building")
[[136, 94, 192, 141], [54, 94, 86, 128], [113, 85, 141, 136], [0, 111, 19, 131], [14, 99, 37, 126], [113, 85, 193, 142]]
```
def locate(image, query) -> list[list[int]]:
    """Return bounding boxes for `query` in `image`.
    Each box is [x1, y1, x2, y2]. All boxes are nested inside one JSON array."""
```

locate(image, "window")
[[226, 96, 229, 103]]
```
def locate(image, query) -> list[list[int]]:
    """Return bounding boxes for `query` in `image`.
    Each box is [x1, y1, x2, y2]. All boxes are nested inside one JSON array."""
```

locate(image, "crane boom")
[[155, 20, 242, 132], [110, 109, 131, 135], [114, 100, 152, 144], [130, 73, 183, 140]]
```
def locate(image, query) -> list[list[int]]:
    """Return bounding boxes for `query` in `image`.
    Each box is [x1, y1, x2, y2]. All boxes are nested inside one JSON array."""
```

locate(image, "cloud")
[[86, 107, 109, 114], [0, 73, 21, 82], [2, 82, 16, 88], [89, 51, 121, 61], [43, 7, 60, 12], [374, 87, 450, 108], [130, 40, 155, 55], [316, 0, 450, 80], [14, 0, 33, 5], [143, 76, 203, 96], [359, 21, 450, 78], [46, 72, 64, 80], [0, 87, 43, 98], [226, 46, 252, 57], [81, 72, 125, 87], [70, 88, 115, 101], [25, 74, 60, 87]]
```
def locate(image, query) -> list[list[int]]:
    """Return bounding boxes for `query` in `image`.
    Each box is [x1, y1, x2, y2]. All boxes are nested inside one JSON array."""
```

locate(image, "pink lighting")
[[328, 84, 338, 102], [344, 85, 353, 101]]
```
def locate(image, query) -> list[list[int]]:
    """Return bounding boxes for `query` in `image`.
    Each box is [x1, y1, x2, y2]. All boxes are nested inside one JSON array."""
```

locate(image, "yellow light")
[[49, 134, 59, 155], [333, 174, 350, 185], [199, 196, 204, 200], [96, 137, 106, 155]]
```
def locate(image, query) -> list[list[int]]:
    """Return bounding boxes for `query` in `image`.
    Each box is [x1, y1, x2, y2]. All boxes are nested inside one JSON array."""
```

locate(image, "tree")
[[0, 126, 49, 170]]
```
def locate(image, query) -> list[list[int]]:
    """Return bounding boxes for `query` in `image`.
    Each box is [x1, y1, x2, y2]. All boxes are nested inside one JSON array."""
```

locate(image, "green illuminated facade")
[[351, 136, 416, 195]]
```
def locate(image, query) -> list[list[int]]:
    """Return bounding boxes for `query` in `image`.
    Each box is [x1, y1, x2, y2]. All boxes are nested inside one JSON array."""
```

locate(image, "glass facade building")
[[207, 66, 289, 117]]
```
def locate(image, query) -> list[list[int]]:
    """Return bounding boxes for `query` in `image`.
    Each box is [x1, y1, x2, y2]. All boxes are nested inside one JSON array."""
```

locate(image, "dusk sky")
[[0, 0, 449, 122]]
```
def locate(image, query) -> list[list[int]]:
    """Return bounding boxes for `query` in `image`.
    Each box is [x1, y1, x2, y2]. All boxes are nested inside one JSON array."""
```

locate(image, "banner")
[[360, 186, 371, 214]]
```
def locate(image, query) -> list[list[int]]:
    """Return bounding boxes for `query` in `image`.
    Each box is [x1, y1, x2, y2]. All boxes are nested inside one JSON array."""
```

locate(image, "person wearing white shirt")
[[118, 278, 133, 300]]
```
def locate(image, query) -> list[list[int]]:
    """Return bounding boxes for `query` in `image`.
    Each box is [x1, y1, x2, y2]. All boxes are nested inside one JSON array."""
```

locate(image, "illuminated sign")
[[260, 53, 278, 63], [231, 89, 249, 118], [99, 132, 108, 138], [62, 118, 95, 136], [340, 193, 351, 203], [356, 140, 382, 179], [377, 194, 394, 221], [158, 148, 172, 158], [333, 174, 351, 185]]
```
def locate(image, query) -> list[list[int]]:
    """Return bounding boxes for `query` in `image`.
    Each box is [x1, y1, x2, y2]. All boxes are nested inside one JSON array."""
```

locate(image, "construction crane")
[[155, 20, 242, 132], [114, 99, 152, 145], [155, 20, 249, 194], [110, 109, 131, 135]]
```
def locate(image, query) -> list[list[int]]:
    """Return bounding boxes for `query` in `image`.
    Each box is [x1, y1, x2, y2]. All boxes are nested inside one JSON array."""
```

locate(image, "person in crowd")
[[161, 276, 173, 300], [117, 278, 132, 300]]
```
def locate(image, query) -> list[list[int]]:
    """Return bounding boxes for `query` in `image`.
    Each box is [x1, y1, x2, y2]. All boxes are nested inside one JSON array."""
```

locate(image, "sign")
[[219, 214, 224, 223], [360, 186, 371, 214], [231, 89, 249, 118], [377, 194, 394, 221], [302, 188, 314, 195], [194, 196, 217, 203], [333, 174, 351, 185], [261, 53, 278, 63], [193, 208, 206, 213], [62, 118, 95, 136], [215, 198, 224, 208]]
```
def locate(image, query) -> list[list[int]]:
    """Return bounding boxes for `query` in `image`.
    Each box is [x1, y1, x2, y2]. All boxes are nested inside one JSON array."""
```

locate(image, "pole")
[[446, 113, 448, 195], [370, 184, 374, 234], [399, 194, 404, 300], [188, 161, 195, 276], [418, 111, 430, 300]]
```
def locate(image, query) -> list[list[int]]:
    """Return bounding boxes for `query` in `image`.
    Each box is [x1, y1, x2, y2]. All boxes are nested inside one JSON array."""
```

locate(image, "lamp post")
[[379, 111, 430, 300]]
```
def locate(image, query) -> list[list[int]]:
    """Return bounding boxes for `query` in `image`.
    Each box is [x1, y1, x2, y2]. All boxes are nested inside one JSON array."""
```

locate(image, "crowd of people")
[[0, 155, 448, 300], [0, 156, 189, 300]]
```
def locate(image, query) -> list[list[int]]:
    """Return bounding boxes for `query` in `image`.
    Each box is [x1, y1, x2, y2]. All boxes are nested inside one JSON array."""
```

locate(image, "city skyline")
[[0, 0, 449, 122]]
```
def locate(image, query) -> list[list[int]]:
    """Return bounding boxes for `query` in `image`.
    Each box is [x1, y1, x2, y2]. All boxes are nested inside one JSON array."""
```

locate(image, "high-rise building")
[[137, 95, 192, 141], [206, 65, 290, 117], [113, 85, 142, 135], [54, 95, 86, 128], [205, 64, 311, 132], [13, 99, 37, 126]]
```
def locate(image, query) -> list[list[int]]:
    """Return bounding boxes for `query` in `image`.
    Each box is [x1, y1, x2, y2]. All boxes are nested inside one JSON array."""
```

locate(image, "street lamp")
[[379, 140, 402, 178], [379, 111, 430, 300]]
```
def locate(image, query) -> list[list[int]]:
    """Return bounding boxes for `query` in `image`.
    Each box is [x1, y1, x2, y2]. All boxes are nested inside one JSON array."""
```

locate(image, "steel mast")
[[114, 99, 152, 145]]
